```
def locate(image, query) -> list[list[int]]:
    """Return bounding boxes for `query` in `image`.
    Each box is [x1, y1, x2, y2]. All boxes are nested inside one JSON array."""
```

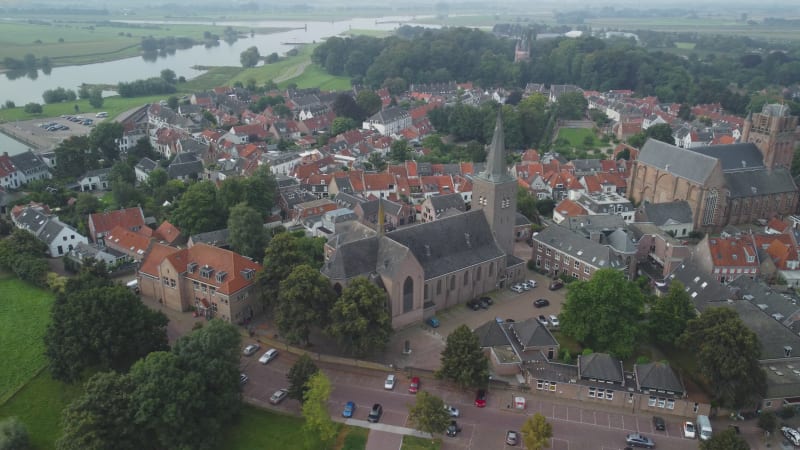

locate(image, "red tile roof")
[[708, 236, 759, 269], [89, 207, 146, 237], [554, 199, 588, 217], [153, 220, 182, 244], [165, 243, 262, 295], [106, 226, 152, 258], [139, 243, 180, 277]]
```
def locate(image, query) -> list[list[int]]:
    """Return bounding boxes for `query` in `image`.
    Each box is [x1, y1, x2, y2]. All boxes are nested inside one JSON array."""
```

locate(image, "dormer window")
[[240, 268, 255, 280], [187, 262, 198, 273], [200, 265, 213, 278], [215, 271, 227, 283]]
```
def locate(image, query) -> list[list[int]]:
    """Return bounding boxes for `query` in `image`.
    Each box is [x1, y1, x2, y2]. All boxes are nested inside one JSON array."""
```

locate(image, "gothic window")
[[476, 266, 482, 281], [463, 271, 469, 286], [436, 279, 442, 295], [489, 262, 494, 276], [403, 277, 414, 313], [449, 275, 455, 290], [702, 189, 718, 226]]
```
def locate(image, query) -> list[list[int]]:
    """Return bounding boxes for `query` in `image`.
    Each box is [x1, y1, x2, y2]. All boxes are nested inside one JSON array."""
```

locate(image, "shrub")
[[0, 417, 29, 450]]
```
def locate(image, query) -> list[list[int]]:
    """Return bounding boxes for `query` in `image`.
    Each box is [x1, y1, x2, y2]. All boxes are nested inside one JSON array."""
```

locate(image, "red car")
[[408, 377, 420, 394], [475, 389, 487, 407]]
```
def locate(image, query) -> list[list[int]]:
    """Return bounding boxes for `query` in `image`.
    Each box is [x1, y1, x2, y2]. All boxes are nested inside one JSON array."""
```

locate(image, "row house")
[[696, 235, 760, 283], [88, 207, 147, 245], [420, 193, 466, 223], [138, 243, 262, 324], [552, 199, 588, 224], [12, 203, 87, 257], [104, 225, 152, 262], [362, 106, 412, 136], [0, 151, 51, 189], [354, 198, 415, 231], [753, 232, 800, 286], [577, 192, 635, 223]]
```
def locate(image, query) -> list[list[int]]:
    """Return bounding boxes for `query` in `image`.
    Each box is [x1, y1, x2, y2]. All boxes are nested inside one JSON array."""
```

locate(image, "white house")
[[362, 107, 412, 136], [78, 168, 111, 192], [12, 205, 88, 257]]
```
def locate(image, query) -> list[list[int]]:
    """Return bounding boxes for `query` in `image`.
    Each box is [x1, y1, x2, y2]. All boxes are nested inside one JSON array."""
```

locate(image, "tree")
[[57, 372, 141, 450], [330, 117, 358, 136], [89, 121, 123, 162], [227, 203, 268, 261], [301, 372, 337, 449], [44, 283, 169, 382], [332, 93, 364, 121], [160, 69, 177, 84], [240, 46, 260, 68], [73, 193, 101, 216], [436, 324, 489, 389], [356, 90, 382, 117], [0, 229, 49, 286], [520, 413, 552, 450], [517, 187, 539, 222], [559, 269, 645, 358], [647, 281, 696, 346], [678, 307, 766, 409], [555, 92, 587, 120], [757, 411, 777, 434], [275, 264, 336, 345], [0, 417, 29, 450], [287, 354, 319, 402], [259, 232, 325, 310], [407, 391, 450, 437], [698, 428, 749, 450], [327, 277, 393, 357], [645, 123, 675, 146], [88, 89, 103, 109], [23, 102, 42, 114], [677, 103, 693, 121], [169, 181, 225, 236], [389, 139, 410, 162]]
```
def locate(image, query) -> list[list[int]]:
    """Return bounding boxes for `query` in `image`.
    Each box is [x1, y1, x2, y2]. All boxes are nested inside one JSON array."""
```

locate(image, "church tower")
[[742, 104, 799, 170], [472, 111, 517, 256]]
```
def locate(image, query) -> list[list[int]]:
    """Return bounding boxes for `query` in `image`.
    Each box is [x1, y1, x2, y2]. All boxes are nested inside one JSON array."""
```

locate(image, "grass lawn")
[[0, 369, 84, 450], [0, 94, 169, 123], [279, 63, 351, 91], [550, 331, 582, 359], [556, 127, 597, 149], [0, 273, 55, 404], [181, 66, 244, 92], [225, 404, 368, 450], [401, 435, 441, 450], [230, 45, 318, 86]]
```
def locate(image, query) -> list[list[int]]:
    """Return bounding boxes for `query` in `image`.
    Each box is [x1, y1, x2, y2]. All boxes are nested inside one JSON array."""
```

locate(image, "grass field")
[[0, 274, 55, 404], [341, 29, 394, 38], [556, 127, 597, 149], [0, 21, 289, 67], [0, 369, 83, 450], [279, 63, 351, 91], [401, 435, 441, 450]]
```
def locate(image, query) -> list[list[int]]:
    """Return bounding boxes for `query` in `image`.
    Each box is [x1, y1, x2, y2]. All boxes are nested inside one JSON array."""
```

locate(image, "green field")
[[0, 21, 289, 68], [280, 63, 351, 91], [340, 29, 394, 38], [0, 94, 168, 123], [0, 274, 55, 404], [556, 127, 597, 148], [401, 435, 441, 450]]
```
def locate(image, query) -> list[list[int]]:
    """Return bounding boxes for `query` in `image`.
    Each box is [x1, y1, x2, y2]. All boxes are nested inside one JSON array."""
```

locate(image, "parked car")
[[683, 421, 696, 439], [243, 343, 260, 356], [467, 299, 481, 311], [475, 389, 487, 408], [269, 388, 288, 405], [782, 427, 800, 446], [444, 405, 460, 417], [537, 315, 549, 326], [342, 401, 355, 418], [520, 282, 531, 291], [478, 297, 491, 309], [239, 373, 248, 385], [548, 315, 560, 327], [480, 296, 493, 306], [505, 430, 519, 446], [510, 284, 524, 293], [652, 416, 665, 431], [367, 403, 383, 423], [526, 279, 538, 288], [408, 377, 420, 394], [549, 280, 564, 291], [384, 374, 396, 390], [446, 420, 462, 437], [533, 298, 549, 308], [625, 433, 655, 448], [258, 348, 278, 364], [426, 317, 440, 328]]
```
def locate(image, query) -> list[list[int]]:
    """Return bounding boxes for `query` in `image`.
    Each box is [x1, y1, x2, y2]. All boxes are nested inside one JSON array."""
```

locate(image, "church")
[[629, 104, 799, 232], [321, 113, 526, 328]]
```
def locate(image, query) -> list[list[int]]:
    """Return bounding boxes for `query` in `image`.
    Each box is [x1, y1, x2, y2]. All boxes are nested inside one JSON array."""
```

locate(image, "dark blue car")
[[342, 401, 355, 418]]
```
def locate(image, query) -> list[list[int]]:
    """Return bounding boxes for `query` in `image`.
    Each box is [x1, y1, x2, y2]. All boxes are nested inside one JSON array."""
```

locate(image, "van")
[[696, 414, 712, 441], [95, 112, 108, 118], [126, 279, 139, 293]]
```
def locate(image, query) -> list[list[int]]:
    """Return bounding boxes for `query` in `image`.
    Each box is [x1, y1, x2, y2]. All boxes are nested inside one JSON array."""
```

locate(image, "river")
[[0, 16, 434, 106]]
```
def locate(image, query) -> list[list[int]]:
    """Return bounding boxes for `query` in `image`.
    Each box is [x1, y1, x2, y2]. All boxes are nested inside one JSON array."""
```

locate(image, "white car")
[[548, 315, 560, 327], [526, 279, 538, 288], [510, 285, 524, 293], [384, 374, 396, 390], [258, 348, 278, 364], [270, 388, 289, 405], [444, 405, 460, 417], [242, 343, 260, 356], [683, 421, 696, 439], [782, 427, 800, 446]]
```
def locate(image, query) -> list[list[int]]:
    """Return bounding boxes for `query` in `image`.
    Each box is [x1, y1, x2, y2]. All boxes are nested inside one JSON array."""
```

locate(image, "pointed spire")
[[481, 109, 514, 183]]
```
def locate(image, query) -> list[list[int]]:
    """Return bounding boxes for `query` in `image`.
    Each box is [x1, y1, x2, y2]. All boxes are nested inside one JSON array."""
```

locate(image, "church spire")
[[481, 109, 514, 183]]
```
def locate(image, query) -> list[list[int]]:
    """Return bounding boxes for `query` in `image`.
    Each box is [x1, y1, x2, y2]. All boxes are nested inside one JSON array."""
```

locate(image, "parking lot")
[[0, 114, 101, 150]]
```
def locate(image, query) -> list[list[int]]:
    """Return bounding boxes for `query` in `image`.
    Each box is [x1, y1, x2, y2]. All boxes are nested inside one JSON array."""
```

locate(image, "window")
[[201, 285, 207, 293], [554, 253, 560, 261], [544, 261, 550, 270], [549, 383, 556, 392], [648, 397, 657, 407], [463, 271, 469, 286], [162, 276, 169, 286], [666, 399, 675, 410], [193, 281, 200, 290], [588, 387, 596, 398], [766, 401, 773, 408], [476, 266, 482, 281], [657, 398, 666, 408], [572, 272, 579, 278], [574, 260, 580, 269], [169, 278, 176, 288], [596, 390, 605, 399], [424, 284, 429, 300], [449, 275, 455, 290], [606, 391, 613, 401], [537, 243, 543, 251], [546, 248, 551, 256], [489, 262, 494, 276], [436, 279, 442, 295], [584, 266, 590, 274], [537, 380, 544, 390]]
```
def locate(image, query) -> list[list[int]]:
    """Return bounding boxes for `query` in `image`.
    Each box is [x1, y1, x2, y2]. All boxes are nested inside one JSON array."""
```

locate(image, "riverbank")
[[0, 125, 47, 152]]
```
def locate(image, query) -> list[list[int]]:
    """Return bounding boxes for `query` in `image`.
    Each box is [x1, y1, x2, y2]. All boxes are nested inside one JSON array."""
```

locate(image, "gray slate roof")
[[690, 143, 764, 172], [9, 150, 48, 173], [190, 228, 230, 247], [533, 224, 623, 269], [643, 201, 693, 226], [428, 193, 466, 213], [322, 236, 380, 280], [475, 318, 558, 362], [638, 139, 718, 184], [724, 169, 797, 198], [579, 353, 624, 383], [368, 106, 409, 124], [385, 210, 505, 279], [634, 362, 684, 394], [515, 212, 532, 227], [38, 218, 74, 245], [136, 157, 158, 173]]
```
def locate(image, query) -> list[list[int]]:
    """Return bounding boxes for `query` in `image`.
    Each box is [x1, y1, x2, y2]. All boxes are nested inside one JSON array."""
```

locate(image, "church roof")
[[689, 143, 764, 172], [643, 201, 693, 226], [322, 236, 380, 281], [385, 210, 505, 279], [724, 168, 797, 198], [638, 139, 718, 184], [476, 111, 515, 184]]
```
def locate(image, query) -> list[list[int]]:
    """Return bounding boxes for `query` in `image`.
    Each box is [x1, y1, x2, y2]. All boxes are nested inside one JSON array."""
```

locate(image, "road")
[[241, 347, 700, 450]]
